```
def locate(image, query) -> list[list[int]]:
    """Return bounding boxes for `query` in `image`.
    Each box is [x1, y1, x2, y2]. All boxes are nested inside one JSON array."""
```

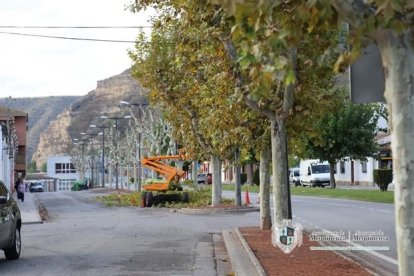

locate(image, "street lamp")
[[90, 124, 110, 188], [120, 100, 149, 192], [100, 114, 131, 190]]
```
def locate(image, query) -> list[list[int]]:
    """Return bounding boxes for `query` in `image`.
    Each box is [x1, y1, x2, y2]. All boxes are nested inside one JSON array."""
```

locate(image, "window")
[[340, 161, 345, 174], [361, 161, 367, 173], [0, 182, 7, 197], [58, 179, 77, 191], [55, 162, 76, 174]]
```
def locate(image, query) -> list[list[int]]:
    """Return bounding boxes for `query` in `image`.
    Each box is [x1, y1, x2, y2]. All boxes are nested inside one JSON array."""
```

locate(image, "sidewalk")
[[223, 227, 373, 276], [13, 191, 43, 224]]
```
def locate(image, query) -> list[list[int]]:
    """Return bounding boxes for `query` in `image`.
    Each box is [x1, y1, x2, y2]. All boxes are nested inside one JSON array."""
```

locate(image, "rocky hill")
[[32, 69, 146, 167], [0, 96, 81, 161]]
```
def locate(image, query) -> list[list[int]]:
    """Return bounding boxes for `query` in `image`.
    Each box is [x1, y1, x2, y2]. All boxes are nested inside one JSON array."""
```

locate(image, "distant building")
[[0, 105, 28, 192], [47, 156, 79, 191], [333, 157, 377, 186], [377, 133, 392, 169]]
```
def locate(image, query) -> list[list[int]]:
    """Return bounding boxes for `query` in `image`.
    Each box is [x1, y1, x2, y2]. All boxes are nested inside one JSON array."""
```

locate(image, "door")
[[351, 160, 355, 184], [0, 181, 12, 247]]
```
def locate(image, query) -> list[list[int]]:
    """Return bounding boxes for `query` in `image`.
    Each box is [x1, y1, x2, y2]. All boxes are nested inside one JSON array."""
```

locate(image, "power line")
[[0, 31, 137, 43], [0, 25, 152, 29]]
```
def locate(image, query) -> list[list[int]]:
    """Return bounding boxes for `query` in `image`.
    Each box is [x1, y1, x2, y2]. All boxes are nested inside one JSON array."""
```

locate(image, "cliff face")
[[32, 70, 146, 167]]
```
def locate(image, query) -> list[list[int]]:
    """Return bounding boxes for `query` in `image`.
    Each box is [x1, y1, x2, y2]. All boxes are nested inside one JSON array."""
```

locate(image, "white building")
[[0, 124, 14, 190], [47, 156, 79, 191], [330, 157, 378, 186]]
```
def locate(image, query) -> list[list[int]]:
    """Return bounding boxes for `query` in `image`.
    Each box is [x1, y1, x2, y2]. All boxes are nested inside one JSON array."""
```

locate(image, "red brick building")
[[0, 106, 28, 191]]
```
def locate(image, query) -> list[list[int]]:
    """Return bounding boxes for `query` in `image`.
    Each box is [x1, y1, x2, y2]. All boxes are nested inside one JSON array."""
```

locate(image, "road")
[[0, 190, 258, 276], [224, 190, 398, 275], [0, 189, 398, 275]]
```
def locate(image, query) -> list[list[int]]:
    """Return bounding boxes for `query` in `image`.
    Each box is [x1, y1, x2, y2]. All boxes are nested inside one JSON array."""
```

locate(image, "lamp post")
[[120, 100, 149, 192], [100, 115, 131, 190], [90, 124, 110, 188]]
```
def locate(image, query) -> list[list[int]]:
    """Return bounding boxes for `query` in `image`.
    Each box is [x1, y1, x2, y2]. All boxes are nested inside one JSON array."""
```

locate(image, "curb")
[[222, 229, 266, 276], [24, 194, 43, 225], [180, 206, 259, 215], [235, 228, 267, 276]]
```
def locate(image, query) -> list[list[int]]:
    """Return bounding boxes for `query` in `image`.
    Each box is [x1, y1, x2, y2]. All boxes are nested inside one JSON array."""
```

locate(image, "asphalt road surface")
[[0, 190, 258, 276]]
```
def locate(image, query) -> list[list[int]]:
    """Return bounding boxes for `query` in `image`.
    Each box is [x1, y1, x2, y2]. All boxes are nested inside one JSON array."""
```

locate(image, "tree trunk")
[[271, 119, 289, 224], [211, 154, 222, 207], [246, 163, 253, 185], [234, 148, 242, 206], [376, 29, 414, 275], [329, 161, 336, 189], [260, 145, 272, 230], [192, 160, 198, 190]]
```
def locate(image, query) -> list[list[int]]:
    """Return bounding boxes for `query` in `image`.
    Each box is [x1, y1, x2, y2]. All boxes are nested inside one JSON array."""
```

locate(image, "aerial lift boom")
[[141, 150, 186, 192]]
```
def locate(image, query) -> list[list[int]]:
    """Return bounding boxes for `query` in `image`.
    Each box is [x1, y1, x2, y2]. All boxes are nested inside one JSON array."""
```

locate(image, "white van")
[[289, 168, 300, 186], [299, 160, 330, 187]]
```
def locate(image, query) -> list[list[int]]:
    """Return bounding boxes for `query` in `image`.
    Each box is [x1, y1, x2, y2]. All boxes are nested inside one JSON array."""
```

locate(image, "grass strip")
[[222, 184, 394, 204]]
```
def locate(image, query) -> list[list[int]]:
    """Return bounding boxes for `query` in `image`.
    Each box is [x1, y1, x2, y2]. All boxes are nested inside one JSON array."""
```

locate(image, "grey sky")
[[0, 0, 153, 98]]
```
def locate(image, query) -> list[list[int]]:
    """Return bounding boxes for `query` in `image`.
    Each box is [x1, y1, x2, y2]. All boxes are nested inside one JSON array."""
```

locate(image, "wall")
[[0, 125, 15, 192]]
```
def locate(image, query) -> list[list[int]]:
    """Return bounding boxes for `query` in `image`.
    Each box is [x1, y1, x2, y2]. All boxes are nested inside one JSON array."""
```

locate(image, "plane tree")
[[207, 2, 341, 225]]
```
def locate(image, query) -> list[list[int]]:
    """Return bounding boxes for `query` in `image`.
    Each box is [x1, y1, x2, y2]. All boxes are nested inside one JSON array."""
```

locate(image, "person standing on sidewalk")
[[17, 178, 26, 202]]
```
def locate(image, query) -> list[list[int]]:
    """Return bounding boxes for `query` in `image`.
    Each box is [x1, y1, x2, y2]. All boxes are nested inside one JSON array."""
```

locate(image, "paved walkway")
[[12, 191, 43, 224]]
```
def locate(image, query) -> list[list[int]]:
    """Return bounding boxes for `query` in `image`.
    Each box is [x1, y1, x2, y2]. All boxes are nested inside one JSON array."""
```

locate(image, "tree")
[[214, 3, 341, 226], [27, 161, 37, 173], [41, 163, 47, 173], [304, 102, 380, 188]]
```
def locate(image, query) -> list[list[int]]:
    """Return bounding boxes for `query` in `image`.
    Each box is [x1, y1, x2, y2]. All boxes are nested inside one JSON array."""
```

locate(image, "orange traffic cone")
[[244, 188, 251, 205]]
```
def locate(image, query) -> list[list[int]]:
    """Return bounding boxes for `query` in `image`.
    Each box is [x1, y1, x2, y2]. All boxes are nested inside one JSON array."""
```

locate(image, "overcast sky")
[[0, 0, 153, 98]]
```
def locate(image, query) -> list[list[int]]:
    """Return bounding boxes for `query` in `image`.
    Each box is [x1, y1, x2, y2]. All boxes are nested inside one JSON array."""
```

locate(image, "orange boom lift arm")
[[141, 150, 186, 192]]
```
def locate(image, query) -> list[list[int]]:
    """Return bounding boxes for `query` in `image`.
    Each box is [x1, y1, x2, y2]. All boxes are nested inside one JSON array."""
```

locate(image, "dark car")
[[29, 182, 43, 193], [0, 180, 22, 260]]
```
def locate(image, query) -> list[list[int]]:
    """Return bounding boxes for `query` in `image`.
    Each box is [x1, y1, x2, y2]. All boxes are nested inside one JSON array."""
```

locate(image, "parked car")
[[197, 174, 207, 184], [29, 182, 44, 193], [289, 168, 300, 186], [0, 180, 22, 260]]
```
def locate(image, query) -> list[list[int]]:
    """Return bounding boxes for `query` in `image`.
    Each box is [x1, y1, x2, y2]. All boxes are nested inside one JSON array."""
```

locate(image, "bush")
[[373, 169, 393, 191], [71, 181, 86, 191], [253, 168, 260, 186]]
